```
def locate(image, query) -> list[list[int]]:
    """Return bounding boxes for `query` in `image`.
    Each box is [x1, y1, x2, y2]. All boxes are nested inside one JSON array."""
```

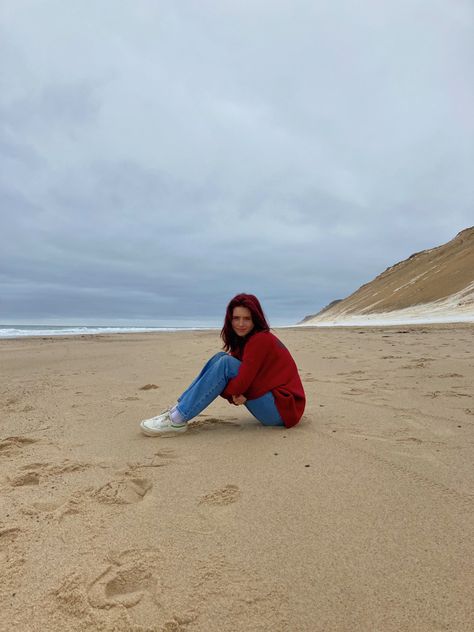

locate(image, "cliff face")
[[302, 227, 474, 325]]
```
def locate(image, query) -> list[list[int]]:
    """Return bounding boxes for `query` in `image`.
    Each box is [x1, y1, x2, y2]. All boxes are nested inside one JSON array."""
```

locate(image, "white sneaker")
[[140, 409, 188, 437]]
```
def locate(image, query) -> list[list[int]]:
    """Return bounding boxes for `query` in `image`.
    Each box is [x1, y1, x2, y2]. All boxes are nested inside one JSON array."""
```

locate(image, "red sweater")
[[221, 331, 306, 428]]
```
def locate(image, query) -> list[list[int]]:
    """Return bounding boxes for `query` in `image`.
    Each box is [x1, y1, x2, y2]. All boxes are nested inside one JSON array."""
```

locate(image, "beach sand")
[[1, 325, 473, 632]]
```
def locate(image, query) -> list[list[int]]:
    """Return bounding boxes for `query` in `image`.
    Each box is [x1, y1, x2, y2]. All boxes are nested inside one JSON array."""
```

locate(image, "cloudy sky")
[[1, 1, 473, 326]]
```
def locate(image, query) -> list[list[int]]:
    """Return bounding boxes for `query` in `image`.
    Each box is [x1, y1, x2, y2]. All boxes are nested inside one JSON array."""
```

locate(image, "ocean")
[[0, 324, 215, 339]]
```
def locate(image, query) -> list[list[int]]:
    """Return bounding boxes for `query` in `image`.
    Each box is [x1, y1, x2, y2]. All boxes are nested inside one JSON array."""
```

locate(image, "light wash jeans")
[[176, 352, 284, 426]]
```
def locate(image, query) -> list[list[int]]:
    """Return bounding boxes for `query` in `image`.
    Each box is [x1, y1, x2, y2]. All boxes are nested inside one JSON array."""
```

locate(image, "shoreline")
[[1, 319, 473, 343]]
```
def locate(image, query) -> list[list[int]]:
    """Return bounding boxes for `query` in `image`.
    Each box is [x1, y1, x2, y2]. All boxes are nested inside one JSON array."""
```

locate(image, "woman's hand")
[[232, 394, 247, 406]]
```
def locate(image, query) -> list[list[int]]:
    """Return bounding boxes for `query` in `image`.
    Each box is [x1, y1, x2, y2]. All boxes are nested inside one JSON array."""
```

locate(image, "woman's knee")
[[217, 353, 241, 376], [210, 351, 227, 362]]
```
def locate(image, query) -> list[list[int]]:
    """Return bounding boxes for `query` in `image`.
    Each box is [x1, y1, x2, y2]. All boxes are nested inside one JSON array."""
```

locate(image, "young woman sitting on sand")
[[139, 293, 306, 436]]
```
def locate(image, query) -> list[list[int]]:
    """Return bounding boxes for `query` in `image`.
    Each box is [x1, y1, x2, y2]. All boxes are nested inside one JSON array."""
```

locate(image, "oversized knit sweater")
[[221, 330, 306, 428]]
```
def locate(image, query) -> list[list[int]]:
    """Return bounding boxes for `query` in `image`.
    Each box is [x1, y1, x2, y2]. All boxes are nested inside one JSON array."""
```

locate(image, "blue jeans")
[[176, 352, 284, 426]]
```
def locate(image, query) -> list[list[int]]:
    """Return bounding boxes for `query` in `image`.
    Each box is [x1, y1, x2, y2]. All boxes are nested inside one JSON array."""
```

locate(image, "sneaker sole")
[[140, 422, 188, 437]]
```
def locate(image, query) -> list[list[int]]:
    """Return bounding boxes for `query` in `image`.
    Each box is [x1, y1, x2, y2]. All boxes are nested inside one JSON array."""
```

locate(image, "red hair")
[[221, 294, 270, 354]]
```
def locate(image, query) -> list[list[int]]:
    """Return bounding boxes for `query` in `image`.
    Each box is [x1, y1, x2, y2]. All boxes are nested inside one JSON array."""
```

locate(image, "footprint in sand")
[[0, 526, 22, 543], [8, 460, 87, 487], [87, 549, 161, 609], [0, 526, 24, 567], [31, 500, 65, 513], [0, 527, 22, 560], [126, 450, 178, 472], [56, 550, 195, 629], [199, 484, 241, 506], [25, 475, 153, 520], [0, 436, 39, 456], [46, 460, 87, 475], [92, 478, 152, 505], [50, 492, 86, 521], [9, 471, 41, 486]]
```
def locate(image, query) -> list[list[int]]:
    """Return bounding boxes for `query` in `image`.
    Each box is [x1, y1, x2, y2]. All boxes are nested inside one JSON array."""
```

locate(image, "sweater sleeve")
[[224, 333, 271, 396]]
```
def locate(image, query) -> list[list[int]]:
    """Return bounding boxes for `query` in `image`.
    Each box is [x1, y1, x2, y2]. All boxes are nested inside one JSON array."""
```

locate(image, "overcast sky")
[[1, 1, 473, 326]]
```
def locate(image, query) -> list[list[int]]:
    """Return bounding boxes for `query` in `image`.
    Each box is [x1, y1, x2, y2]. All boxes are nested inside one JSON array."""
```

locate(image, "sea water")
[[0, 324, 215, 339]]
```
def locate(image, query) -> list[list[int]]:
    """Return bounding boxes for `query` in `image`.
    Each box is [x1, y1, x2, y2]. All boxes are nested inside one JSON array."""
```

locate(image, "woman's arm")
[[224, 333, 271, 396]]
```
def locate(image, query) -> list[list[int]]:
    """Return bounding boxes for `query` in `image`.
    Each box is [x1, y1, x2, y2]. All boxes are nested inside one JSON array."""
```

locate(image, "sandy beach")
[[1, 325, 473, 632]]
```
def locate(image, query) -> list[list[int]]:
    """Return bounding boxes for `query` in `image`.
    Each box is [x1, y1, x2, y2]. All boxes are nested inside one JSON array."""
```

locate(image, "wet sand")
[[1, 325, 473, 631]]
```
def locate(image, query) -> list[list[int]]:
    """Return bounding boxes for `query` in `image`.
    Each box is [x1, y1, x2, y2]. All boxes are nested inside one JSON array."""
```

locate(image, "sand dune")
[[302, 227, 474, 326]]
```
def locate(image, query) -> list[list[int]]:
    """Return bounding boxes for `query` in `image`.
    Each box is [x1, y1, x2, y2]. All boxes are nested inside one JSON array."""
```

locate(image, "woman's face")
[[231, 306, 254, 337]]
